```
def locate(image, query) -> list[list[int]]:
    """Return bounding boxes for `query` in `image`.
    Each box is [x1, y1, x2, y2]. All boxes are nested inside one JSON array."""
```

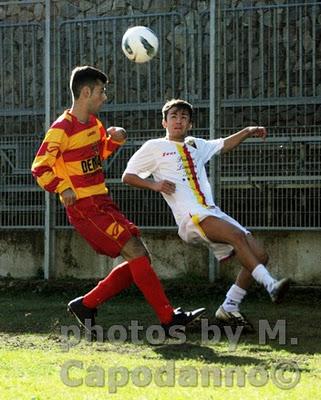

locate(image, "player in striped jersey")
[[32, 69, 205, 338], [123, 99, 290, 331]]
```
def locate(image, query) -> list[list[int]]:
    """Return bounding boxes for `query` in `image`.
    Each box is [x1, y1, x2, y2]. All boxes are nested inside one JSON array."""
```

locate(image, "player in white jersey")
[[122, 99, 290, 331]]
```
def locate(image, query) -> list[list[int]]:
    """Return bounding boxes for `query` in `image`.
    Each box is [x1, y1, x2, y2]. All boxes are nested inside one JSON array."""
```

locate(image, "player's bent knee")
[[120, 236, 150, 261], [231, 230, 248, 247]]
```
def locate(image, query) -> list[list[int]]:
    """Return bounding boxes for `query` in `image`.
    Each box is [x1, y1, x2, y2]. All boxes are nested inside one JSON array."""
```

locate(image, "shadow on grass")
[[153, 343, 265, 366], [0, 278, 320, 357]]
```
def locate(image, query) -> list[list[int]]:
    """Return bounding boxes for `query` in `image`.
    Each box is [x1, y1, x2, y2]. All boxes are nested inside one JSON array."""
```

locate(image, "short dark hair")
[[70, 66, 108, 99], [162, 99, 193, 121]]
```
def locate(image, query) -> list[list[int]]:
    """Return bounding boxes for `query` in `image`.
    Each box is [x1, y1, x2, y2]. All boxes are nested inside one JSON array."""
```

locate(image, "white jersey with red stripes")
[[123, 136, 224, 226]]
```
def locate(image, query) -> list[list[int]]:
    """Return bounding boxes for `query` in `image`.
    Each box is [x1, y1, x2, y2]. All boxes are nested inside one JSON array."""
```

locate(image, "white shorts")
[[177, 207, 250, 262]]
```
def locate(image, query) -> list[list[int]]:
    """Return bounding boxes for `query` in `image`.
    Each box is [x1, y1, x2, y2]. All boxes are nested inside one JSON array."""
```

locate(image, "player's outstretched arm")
[[122, 173, 176, 195], [222, 126, 267, 154]]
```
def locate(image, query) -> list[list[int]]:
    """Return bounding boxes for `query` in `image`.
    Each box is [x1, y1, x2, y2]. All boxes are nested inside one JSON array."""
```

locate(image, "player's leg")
[[179, 213, 253, 329], [120, 236, 173, 324], [68, 259, 133, 335], [199, 216, 289, 302], [66, 196, 139, 330], [68, 196, 205, 334], [119, 234, 150, 260], [217, 237, 270, 330], [120, 236, 206, 333], [235, 267, 252, 290], [246, 233, 269, 266], [222, 234, 268, 310], [199, 216, 259, 271], [214, 267, 254, 332], [223, 234, 268, 309], [82, 261, 133, 308]]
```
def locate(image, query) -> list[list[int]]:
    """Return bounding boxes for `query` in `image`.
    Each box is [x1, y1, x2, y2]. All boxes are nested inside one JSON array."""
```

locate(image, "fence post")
[[209, 0, 221, 282], [44, 0, 55, 280]]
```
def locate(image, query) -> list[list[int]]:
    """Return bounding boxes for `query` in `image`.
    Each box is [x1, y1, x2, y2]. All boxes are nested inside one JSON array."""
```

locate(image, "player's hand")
[[61, 188, 77, 207], [153, 180, 176, 195], [246, 126, 267, 140], [107, 126, 127, 142]]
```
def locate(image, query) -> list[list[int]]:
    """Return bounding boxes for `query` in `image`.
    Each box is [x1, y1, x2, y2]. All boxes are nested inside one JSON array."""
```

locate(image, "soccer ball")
[[121, 26, 159, 63]]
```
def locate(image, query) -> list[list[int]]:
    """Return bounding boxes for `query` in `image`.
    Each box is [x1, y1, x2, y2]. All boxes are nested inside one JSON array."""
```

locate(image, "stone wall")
[[1, 0, 320, 125], [1, 230, 321, 285]]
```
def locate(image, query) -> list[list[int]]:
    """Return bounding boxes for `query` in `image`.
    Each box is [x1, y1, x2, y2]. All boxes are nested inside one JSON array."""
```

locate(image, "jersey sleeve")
[[196, 137, 224, 163], [123, 141, 157, 179], [31, 127, 70, 194]]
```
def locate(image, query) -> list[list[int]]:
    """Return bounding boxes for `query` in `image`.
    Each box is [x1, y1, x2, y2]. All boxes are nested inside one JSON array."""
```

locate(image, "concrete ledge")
[[0, 230, 321, 285]]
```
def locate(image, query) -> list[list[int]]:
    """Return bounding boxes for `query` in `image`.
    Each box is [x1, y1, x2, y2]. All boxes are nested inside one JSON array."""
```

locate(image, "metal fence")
[[0, 0, 320, 232], [0, 3, 45, 229], [213, 1, 321, 230]]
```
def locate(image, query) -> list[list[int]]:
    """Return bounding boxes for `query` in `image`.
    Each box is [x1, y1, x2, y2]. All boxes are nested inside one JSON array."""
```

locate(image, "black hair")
[[162, 99, 193, 121], [70, 66, 108, 99]]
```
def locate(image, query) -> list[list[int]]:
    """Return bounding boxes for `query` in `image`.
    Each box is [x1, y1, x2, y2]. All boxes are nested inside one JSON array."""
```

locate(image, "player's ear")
[[162, 119, 167, 129], [81, 85, 91, 98]]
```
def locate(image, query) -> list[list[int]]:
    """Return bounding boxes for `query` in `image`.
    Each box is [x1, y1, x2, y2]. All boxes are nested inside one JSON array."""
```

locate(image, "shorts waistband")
[[68, 194, 111, 209]]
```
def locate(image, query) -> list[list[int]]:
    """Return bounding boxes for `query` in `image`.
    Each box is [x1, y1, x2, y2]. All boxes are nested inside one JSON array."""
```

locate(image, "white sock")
[[222, 284, 247, 312], [252, 264, 276, 293]]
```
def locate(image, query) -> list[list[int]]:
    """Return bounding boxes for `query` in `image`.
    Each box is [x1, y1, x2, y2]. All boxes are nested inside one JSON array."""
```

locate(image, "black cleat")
[[162, 307, 206, 337], [67, 296, 97, 333]]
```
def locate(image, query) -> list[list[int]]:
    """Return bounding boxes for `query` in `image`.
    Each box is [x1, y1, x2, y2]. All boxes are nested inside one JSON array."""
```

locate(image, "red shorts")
[[66, 194, 140, 258]]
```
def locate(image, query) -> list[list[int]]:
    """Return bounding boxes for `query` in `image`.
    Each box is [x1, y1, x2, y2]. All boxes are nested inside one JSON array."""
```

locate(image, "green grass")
[[0, 279, 320, 399]]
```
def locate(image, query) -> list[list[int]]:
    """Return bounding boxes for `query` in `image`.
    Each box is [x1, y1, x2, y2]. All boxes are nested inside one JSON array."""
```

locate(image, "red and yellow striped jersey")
[[31, 110, 124, 200]]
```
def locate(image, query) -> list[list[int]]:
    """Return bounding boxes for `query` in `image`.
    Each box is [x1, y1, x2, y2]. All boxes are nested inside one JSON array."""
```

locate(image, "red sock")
[[83, 261, 133, 308], [128, 256, 174, 324]]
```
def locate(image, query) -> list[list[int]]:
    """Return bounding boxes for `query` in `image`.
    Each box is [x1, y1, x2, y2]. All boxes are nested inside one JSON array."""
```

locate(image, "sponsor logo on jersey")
[[162, 151, 176, 157], [81, 155, 102, 173]]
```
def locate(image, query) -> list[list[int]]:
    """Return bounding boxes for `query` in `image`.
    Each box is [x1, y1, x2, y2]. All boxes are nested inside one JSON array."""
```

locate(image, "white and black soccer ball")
[[121, 26, 159, 63]]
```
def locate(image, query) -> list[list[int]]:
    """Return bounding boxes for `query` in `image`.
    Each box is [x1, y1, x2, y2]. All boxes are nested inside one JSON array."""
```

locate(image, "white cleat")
[[215, 305, 255, 333], [269, 278, 290, 303]]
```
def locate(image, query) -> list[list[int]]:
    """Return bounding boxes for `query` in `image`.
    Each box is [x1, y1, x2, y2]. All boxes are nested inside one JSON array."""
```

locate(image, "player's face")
[[87, 81, 107, 113], [162, 107, 192, 141]]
